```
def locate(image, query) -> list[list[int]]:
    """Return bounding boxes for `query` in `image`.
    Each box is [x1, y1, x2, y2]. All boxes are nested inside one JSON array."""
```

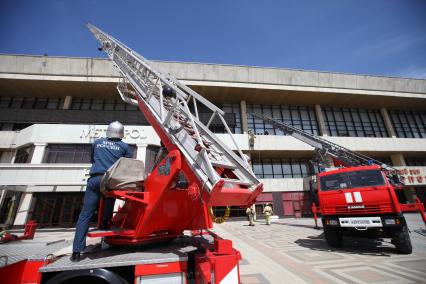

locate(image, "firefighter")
[[246, 206, 255, 226], [71, 121, 133, 262], [263, 203, 273, 225]]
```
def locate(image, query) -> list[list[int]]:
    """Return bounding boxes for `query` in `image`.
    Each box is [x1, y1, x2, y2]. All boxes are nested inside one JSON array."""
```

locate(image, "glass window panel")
[[291, 159, 302, 177], [390, 110, 426, 138], [11, 97, 24, 108], [282, 160, 292, 177], [263, 163, 273, 175], [324, 107, 388, 138], [43, 144, 91, 163], [104, 100, 115, 110], [247, 104, 318, 135], [80, 99, 91, 110], [47, 99, 60, 109], [71, 99, 82, 110], [0, 97, 12, 108], [91, 99, 103, 110], [22, 98, 36, 109]]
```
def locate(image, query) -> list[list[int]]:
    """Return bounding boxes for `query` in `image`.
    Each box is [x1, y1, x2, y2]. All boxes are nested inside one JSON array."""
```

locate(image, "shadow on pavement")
[[270, 222, 321, 230], [295, 234, 397, 257]]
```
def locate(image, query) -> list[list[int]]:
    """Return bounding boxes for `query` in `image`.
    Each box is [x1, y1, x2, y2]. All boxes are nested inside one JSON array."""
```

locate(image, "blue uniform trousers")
[[72, 175, 115, 253]]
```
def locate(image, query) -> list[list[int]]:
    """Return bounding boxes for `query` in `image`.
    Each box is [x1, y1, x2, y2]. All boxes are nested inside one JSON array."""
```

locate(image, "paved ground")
[[213, 213, 426, 284], [3, 213, 425, 283]]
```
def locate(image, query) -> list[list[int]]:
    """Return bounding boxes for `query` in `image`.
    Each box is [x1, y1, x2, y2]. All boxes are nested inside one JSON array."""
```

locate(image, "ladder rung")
[[211, 161, 237, 169], [222, 178, 252, 186]]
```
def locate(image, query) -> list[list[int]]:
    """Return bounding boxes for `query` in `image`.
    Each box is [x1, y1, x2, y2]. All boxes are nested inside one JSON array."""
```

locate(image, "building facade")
[[0, 54, 425, 227]]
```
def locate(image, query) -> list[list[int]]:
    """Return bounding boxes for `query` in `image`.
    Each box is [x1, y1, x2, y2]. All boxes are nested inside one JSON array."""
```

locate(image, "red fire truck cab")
[[317, 165, 412, 254]]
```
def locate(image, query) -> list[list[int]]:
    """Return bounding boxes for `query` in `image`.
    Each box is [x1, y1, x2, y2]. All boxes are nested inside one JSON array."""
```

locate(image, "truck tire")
[[324, 227, 342, 248], [392, 225, 412, 254], [46, 268, 129, 284]]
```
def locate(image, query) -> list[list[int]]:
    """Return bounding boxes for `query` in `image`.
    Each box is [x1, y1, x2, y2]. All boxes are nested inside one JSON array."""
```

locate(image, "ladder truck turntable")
[[0, 24, 263, 284], [251, 113, 426, 254]]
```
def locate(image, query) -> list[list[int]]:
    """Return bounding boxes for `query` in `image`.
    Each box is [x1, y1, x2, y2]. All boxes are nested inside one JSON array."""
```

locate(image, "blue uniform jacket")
[[89, 137, 133, 175]]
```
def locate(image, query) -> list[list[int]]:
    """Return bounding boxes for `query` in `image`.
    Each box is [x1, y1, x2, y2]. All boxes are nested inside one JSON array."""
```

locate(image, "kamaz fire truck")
[[0, 24, 263, 284], [251, 113, 426, 254]]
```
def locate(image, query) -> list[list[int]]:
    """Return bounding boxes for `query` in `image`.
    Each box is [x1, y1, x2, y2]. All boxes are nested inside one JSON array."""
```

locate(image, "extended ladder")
[[87, 24, 260, 195], [250, 112, 397, 171]]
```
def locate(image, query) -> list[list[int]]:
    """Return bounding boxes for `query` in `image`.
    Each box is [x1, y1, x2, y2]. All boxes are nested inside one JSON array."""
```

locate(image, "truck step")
[[87, 229, 135, 238]]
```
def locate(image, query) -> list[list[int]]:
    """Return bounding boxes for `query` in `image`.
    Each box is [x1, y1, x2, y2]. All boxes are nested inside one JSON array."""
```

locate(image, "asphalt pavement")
[[2, 213, 425, 283], [213, 213, 426, 284]]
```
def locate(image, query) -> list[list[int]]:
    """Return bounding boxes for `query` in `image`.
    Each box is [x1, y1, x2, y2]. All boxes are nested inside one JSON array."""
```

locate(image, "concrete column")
[[390, 153, 416, 203], [314, 105, 328, 136], [0, 150, 15, 163], [13, 192, 33, 226], [240, 100, 249, 133], [136, 143, 147, 161], [380, 108, 396, 138], [30, 143, 47, 164], [63, 96, 73, 109], [390, 153, 406, 167]]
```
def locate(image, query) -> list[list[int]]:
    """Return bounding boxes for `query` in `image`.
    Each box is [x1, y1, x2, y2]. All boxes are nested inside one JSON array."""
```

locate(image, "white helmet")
[[106, 121, 124, 139]]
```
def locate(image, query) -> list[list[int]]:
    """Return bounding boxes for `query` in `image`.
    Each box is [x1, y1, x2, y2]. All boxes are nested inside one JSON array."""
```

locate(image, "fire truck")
[[251, 113, 426, 254], [0, 24, 263, 283]]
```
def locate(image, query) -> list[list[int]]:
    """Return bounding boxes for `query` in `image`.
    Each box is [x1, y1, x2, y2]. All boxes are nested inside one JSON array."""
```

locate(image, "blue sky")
[[1, 0, 425, 78]]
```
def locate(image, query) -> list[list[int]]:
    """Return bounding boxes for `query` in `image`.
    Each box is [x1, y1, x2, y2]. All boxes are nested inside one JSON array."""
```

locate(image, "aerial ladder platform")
[[251, 112, 426, 226], [250, 112, 398, 171], [86, 24, 263, 245]]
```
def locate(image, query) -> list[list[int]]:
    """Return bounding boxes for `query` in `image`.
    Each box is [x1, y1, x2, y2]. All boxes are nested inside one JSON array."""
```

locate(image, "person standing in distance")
[[263, 203, 273, 225], [71, 121, 133, 262], [246, 206, 255, 226]]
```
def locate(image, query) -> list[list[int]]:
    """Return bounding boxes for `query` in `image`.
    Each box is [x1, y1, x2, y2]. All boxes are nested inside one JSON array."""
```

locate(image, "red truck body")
[[315, 165, 425, 254], [318, 165, 400, 216]]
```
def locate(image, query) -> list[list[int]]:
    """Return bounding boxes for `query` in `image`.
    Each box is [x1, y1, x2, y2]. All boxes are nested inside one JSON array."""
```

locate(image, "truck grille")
[[323, 203, 393, 215]]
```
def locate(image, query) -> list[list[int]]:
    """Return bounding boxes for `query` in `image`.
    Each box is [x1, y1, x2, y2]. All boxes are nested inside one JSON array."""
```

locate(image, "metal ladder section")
[[87, 24, 260, 193], [250, 112, 397, 171]]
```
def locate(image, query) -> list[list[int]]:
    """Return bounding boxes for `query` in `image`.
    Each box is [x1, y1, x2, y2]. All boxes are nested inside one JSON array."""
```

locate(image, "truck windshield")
[[319, 170, 385, 191]]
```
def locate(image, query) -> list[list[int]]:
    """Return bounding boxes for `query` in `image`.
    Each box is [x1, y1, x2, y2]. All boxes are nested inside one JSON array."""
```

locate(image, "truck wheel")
[[324, 227, 342, 248], [392, 225, 412, 254], [46, 268, 129, 284]]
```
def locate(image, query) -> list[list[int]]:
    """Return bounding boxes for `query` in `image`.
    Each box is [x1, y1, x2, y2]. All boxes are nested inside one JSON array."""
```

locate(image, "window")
[[223, 104, 242, 134], [246, 105, 318, 135], [389, 110, 426, 138], [323, 107, 388, 137], [0, 123, 32, 131], [14, 145, 34, 163], [70, 98, 138, 111], [405, 157, 426, 166], [252, 158, 312, 178], [191, 103, 241, 134], [43, 144, 92, 163], [128, 144, 137, 159], [44, 143, 137, 163], [0, 96, 64, 110], [0, 96, 12, 108], [320, 170, 385, 191], [0, 123, 14, 130]]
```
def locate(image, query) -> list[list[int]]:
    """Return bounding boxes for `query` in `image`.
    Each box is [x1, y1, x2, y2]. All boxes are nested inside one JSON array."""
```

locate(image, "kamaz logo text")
[[348, 205, 365, 209], [344, 192, 363, 203]]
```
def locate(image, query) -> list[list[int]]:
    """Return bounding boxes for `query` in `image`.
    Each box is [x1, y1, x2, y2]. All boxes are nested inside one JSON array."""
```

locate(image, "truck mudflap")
[[195, 241, 241, 284]]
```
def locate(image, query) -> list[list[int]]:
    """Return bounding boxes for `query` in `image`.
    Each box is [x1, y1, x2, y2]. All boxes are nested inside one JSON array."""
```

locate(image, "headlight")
[[328, 220, 338, 225], [384, 218, 396, 225]]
